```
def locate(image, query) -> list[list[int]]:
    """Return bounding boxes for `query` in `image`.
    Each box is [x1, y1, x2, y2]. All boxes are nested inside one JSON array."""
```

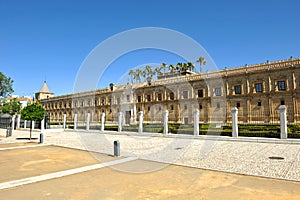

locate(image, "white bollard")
[[24, 120, 27, 129], [194, 109, 199, 136], [163, 110, 169, 134], [16, 114, 21, 129], [63, 114, 67, 129], [74, 114, 78, 130], [86, 113, 90, 131], [138, 111, 143, 133], [41, 118, 45, 131], [101, 112, 105, 132], [118, 112, 123, 132], [32, 121, 35, 130], [279, 105, 287, 139], [232, 107, 238, 137]]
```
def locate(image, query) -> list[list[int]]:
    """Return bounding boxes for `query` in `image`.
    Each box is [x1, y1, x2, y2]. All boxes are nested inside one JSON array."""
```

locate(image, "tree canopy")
[[21, 102, 45, 122], [0, 72, 14, 97], [0, 99, 21, 115]]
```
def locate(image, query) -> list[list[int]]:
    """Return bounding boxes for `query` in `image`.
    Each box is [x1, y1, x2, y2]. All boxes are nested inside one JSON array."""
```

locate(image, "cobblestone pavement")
[[1, 129, 300, 181]]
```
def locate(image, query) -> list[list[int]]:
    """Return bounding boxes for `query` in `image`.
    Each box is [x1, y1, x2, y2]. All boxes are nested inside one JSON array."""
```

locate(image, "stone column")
[[24, 120, 27, 129], [41, 118, 45, 131], [279, 105, 287, 139], [32, 121, 35, 130], [63, 114, 67, 129], [101, 112, 105, 132], [163, 110, 169, 134], [118, 112, 123, 132], [232, 107, 238, 137], [11, 115, 16, 130], [138, 111, 143, 133], [86, 113, 90, 131], [16, 114, 21, 129], [74, 114, 78, 130], [194, 109, 199, 136]]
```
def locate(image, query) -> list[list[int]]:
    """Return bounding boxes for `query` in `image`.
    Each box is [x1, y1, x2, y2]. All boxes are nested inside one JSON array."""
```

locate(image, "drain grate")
[[269, 156, 285, 160]]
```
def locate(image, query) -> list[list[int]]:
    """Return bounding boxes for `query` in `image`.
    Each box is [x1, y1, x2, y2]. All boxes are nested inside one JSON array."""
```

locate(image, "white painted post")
[[118, 112, 123, 132], [24, 120, 27, 129], [101, 112, 105, 132], [194, 109, 199, 136], [163, 110, 169, 134], [32, 121, 35, 130], [16, 114, 21, 129], [63, 114, 67, 129], [279, 105, 287, 139], [86, 113, 90, 131], [11, 115, 16, 130], [138, 111, 143, 133], [232, 107, 238, 137], [41, 118, 45, 131], [74, 114, 78, 130]]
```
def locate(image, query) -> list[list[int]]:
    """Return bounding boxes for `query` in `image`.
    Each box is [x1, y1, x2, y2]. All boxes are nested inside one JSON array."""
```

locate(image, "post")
[[41, 118, 45, 131], [232, 107, 238, 137], [39, 133, 44, 144], [63, 114, 67, 129], [101, 112, 105, 132], [11, 115, 16, 130], [16, 114, 21, 129], [118, 112, 123, 132], [114, 140, 120, 157], [138, 111, 143, 133], [74, 113, 78, 130], [24, 120, 27, 129], [163, 110, 169, 134], [279, 105, 287, 139], [86, 113, 90, 131], [194, 109, 199, 136], [32, 121, 35, 130]]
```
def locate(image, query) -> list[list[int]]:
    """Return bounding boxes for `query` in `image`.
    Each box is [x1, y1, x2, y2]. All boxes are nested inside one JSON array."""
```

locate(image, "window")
[[147, 106, 150, 111], [198, 89, 203, 97], [281, 100, 285, 105], [170, 105, 174, 110], [137, 96, 141, 102], [183, 91, 188, 99], [278, 81, 286, 91], [158, 93, 162, 101], [215, 88, 221, 96], [199, 104, 203, 109], [147, 95, 151, 101], [109, 99, 112, 105], [237, 102, 240, 108], [170, 92, 174, 100], [255, 83, 263, 92], [184, 105, 187, 110], [95, 100, 98, 106], [234, 85, 241, 94], [257, 102, 262, 106], [126, 95, 130, 102], [101, 98, 105, 105]]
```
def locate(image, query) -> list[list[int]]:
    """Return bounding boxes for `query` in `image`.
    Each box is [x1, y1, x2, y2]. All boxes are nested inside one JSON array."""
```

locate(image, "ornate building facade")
[[38, 58, 300, 124]]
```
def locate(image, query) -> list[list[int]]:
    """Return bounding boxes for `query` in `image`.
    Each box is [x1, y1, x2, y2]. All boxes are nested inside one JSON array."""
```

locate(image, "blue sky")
[[0, 0, 299, 96]]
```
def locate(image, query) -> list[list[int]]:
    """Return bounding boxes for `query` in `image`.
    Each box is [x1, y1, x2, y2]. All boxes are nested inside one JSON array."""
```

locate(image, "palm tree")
[[187, 62, 195, 72], [135, 68, 142, 83], [128, 69, 135, 83], [145, 65, 155, 77], [161, 62, 168, 74], [176, 62, 183, 72], [155, 66, 162, 77], [169, 64, 176, 73], [196, 57, 206, 73]]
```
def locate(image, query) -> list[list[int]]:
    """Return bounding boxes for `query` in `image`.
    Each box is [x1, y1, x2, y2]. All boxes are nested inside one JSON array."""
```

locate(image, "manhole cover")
[[269, 156, 285, 160]]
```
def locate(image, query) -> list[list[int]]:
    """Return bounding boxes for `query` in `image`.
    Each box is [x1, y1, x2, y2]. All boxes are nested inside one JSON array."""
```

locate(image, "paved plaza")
[[1, 129, 300, 199]]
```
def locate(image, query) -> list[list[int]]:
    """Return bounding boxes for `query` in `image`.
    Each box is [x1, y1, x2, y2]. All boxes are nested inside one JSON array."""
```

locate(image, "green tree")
[[0, 72, 14, 97], [169, 64, 176, 73], [0, 99, 21, 115], [187, 62, 195, 72], [196, 57, 206, 73], [155, 66, 162, 76], [128, 69, 135, 83], [161, 62, 168, 73], [21, 102, 45, 140]]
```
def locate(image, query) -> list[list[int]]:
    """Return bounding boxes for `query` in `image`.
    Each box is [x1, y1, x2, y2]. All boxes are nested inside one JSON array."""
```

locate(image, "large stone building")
[[38, 58, 300, 125]]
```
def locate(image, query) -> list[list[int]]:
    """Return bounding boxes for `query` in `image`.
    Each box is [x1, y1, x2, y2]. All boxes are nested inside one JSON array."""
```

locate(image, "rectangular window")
[[170, 105, 174, 110], [109, 99, 112, 105], [255, 83, 263, 92], [257, 102, 262, 106], [126, 95, 130, 102], [215, 88, 221, 96], [281, 100, 285, 105], [234, 85, 241, 94], [101, 98, 105, 105], [199, 104, 203, 109], [147, 95, 151, 102], [237, 102, 240, 108], [137, 96, 141, 102], [183, 91, 188, 99], [278, 81, 286, 91], [158, 93, 162, 101], [198, 89, 203, 97], [184, 105, 187, 110], [170, 92, 174, 100]]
